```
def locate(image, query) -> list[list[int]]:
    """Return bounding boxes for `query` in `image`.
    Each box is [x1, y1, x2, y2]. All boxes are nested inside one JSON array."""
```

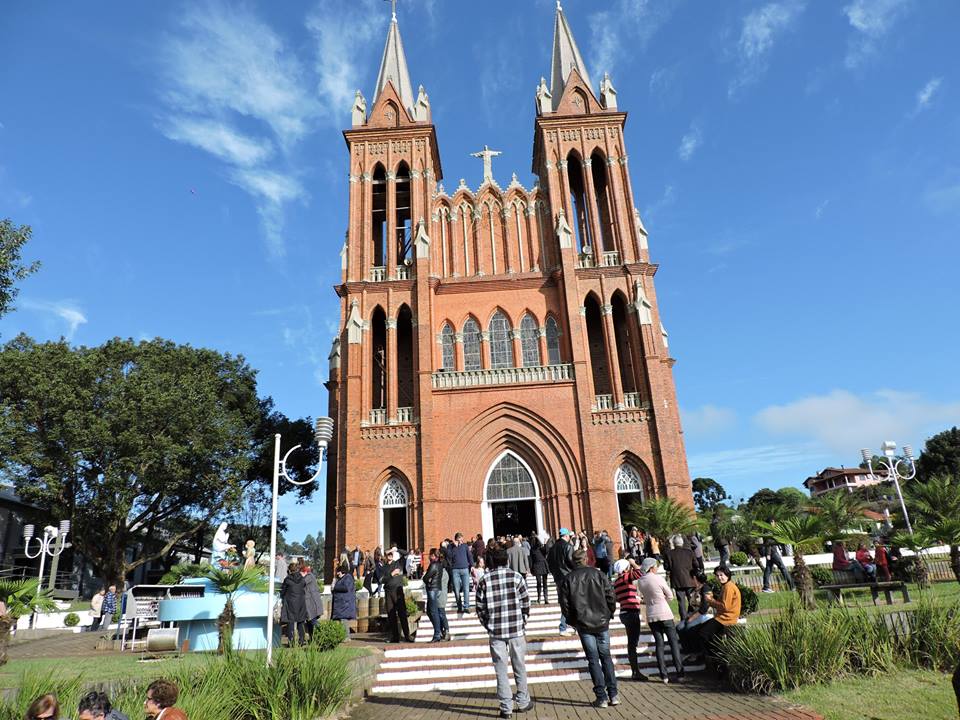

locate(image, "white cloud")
[[588, 0, 679, 82], [157, 2, 321, 257], [21, 299, 88, 339], [729, 1, 805, 96], [305, 0, 381, 123], [755, 389, 960, 454], [815, 199, 830, 219], [161, 116, 274, 167], [678, 123, 702, 161], [913, 77, 942, 114], [924, 182, 960, 214], [644, 184, 676, 221], [843, 0, 912, 69], [688, 443, 828, 482], [682, 405, 737, 438]]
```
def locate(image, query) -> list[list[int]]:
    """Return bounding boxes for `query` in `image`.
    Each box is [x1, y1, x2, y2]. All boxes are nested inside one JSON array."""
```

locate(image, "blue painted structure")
[[157, 577, 279, 652]]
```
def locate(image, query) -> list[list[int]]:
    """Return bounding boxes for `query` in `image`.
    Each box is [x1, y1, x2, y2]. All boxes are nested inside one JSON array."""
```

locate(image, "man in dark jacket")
[[383, 548, 412, 643], [663, 536, 698, 618], [448, 532, 474, 614], [559, 548, 618, 708], [547, 528, 576, 634], [423, 548, 449, 642]]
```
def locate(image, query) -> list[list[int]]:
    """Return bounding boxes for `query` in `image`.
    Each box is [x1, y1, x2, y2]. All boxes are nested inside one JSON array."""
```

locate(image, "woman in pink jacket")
[[635, 557, 685, 683]]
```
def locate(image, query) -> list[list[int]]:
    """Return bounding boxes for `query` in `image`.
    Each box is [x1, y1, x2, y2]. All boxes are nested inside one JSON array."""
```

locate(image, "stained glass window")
[[440, 323, 455, 370], [520, 314, 540, 367], [463, 318, 481, 371], [486, 454, 536, 501], [489, 311, 513, 369], [381, 478, 408, 507], [545, 316, 561, 365], [615, 464, 643, 494]]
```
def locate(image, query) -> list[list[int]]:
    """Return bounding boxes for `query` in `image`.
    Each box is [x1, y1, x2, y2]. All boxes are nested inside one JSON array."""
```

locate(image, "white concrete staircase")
[[370, 576, 702, 694]]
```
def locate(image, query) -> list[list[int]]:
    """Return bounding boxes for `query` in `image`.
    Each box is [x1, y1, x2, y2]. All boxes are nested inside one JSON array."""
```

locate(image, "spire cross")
[[470, 144, 502, 183], [386, 0, 397, 20]]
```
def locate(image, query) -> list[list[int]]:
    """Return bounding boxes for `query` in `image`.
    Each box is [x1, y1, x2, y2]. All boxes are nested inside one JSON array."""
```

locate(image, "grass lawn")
[[0, 645, 368, 690], [753, 580, 960, 613], [782, 669, 957, 720]]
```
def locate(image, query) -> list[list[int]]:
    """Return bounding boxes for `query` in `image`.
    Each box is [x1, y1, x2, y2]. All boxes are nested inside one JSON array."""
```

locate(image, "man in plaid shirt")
[[475, 546, 534, 719]]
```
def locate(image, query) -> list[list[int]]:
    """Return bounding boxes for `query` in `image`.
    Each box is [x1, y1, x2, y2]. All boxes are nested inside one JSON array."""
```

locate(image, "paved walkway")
[[348, 674, 822, 720], [7, 630, 118, 660]]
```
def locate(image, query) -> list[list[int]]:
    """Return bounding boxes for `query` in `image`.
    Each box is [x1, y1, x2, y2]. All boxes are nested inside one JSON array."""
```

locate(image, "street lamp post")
[[266, 416, 334, 666], [861, 441, 916, 536], [23, 520, 70, 628]]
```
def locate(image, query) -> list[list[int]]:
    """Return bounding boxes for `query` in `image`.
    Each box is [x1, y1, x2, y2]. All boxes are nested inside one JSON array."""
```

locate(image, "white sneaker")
[[762, 588, 775, 594]]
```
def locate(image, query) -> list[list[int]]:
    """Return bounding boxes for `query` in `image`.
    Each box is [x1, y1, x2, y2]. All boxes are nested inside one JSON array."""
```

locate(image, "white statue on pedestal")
[[211, 522, 235, 566]]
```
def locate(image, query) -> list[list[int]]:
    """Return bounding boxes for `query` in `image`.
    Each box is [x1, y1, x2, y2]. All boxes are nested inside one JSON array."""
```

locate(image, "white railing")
[[432, 364, 573, 389], [396, 407, 413, 423], [369, 408, 386, 425], [577, 253, 595, 268], [370, 266, 386, 281], [623, 392, 642, 408], [601, 251, 621, 266], [396, 265, 412, 280], [593, 394, 614, 411]]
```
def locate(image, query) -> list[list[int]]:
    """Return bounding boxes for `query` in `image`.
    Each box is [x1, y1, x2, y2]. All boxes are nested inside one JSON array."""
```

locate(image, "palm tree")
[[754, 516, 823, 609], [907, 474, 960, 584], [0, 578, 58, 666], [625, 497, 698, 548], [204, 565, 267, 654], [814, 491, 871, 542]]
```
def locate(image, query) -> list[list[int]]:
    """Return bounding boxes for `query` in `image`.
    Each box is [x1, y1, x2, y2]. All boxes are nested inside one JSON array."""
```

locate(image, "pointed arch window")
[[567, 153, 592, 253], [463, 318, 482, 371], [489, 311, 513, 369], [615, 464, 643, 494], [545, 317, 561, 365], [520, 314, 541, 367], [381, 478, 408, 507], [486, 453, 536, 501], [591, 150, 617, 253], [440, 323, 455, 370], [371, 165, 387, 267]]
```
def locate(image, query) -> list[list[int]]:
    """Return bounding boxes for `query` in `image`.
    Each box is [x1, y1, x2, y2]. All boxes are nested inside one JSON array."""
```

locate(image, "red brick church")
[[324, 3, 693, 568]]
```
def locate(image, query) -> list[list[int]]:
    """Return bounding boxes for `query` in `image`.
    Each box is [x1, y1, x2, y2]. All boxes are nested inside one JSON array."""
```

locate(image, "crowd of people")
[[23, 680, 188, 720]]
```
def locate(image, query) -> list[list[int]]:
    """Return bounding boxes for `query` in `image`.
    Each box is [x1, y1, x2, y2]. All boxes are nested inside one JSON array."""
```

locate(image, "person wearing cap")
[[383, 548, 412, 643], [475, 546, 534, 719], [547, 528, 576, 635], [612, 557, 645, 680], [558, 548, 619, 708], [636, 557, 685, 684]]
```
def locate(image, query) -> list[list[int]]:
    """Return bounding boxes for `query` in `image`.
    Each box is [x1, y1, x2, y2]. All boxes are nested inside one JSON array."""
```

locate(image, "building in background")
[[804, 467, 888, 498], [324, 4, 693, 571]]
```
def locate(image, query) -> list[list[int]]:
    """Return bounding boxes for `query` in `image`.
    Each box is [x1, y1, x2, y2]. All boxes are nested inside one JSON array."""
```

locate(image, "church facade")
[[324, 4, 693, 569]]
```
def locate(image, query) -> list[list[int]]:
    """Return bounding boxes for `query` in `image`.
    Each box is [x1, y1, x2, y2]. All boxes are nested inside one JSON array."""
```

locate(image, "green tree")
[[916, 427, 960, 481], [0, 336, 316, 587], [692, 477, 729, 514], [204, 565, 267, 654], [754, 516, 823, 609], [0, 578, 58, 666], [813, 491, 870, 542], [301, 533, 325, 571], [774, 487, 808, 511], [907, 474, 960, 583], [625, 497, 697, 547], [0, 219, 40, 322], [745, 488, 781, 510]]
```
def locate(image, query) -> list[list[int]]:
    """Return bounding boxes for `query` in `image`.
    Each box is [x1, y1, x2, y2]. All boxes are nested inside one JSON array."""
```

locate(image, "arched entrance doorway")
[[615, 463, 644, 536], [379, 477, 409, 550], [481, 452, 544, 539]]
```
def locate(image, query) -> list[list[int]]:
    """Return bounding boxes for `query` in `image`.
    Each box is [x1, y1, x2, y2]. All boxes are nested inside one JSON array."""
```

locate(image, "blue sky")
[[2, 0, 958, 541]]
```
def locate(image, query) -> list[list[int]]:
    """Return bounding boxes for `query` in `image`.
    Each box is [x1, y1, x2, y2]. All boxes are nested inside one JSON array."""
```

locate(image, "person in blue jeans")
[[422, 548, 449, 642], [558, 548, 619, 708], [447, 532, 474, 614]]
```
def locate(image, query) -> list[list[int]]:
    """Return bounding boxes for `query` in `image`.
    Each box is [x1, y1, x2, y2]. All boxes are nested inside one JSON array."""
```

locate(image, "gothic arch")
[[438, 402, 586, 531], [376, 468, 412, 551], [613, 451, 655, 498], [583, 293, 611, 396]]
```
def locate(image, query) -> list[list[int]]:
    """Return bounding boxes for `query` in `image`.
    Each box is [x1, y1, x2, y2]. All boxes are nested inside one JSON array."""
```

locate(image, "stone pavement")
[[7, 630, 118, 660], [347, 674, 822, 720]]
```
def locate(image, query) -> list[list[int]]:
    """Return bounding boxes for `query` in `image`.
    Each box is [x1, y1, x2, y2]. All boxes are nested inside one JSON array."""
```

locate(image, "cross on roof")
[[470, 144, 502, 183]]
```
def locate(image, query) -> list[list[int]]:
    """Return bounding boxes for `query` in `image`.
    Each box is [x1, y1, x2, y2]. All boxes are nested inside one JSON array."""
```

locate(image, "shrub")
[[405, 598, 419, 616], [63, 612, 80, 627], [730, 551, 749, 567], [901, 597, 960, 671], [354, 577, 364, 592], [310, 620, 347, 651], [402, 576, 409, 587], [708, 579, 757, 616], [809, 566, 833, 587]]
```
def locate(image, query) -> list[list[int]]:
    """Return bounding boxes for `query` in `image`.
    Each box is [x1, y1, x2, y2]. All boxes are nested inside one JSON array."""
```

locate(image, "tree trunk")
[[217, 598, 236, 655], [950, 545, 960, 585], [793, 552, 816, 610], [0, 614, 13, 667]]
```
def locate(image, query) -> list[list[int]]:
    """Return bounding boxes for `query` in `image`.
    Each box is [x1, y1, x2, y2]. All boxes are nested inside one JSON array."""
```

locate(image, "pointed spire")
[[374, 11, 415, 116], [550, 2, 592, 103]]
